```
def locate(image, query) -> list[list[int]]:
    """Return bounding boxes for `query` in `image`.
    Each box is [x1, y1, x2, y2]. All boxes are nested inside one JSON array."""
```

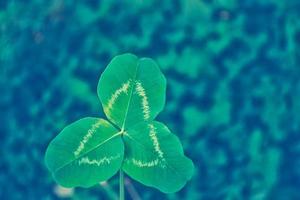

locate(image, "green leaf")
[[45, 117, 124, 188], [97, 53, 166, 130], [45, 53, 194, 194], [122, 121, 194, 193]]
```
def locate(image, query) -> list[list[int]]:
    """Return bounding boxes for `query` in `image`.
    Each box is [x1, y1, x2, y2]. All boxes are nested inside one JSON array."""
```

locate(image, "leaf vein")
[[120, 64, 139, 130], [54, 131, 122, 173], [124, 133, 187, 181]]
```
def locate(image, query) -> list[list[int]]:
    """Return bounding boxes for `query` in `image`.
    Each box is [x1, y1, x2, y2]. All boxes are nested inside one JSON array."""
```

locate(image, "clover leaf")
[[45, 53, 194, 198]]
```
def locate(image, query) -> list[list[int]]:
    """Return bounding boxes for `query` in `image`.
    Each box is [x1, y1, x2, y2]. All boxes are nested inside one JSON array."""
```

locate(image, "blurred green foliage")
[[1, 0, 300, 199]]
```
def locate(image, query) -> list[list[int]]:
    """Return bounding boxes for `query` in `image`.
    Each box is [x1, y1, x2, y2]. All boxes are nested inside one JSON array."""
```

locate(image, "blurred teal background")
[[1, 0, 300, 199]]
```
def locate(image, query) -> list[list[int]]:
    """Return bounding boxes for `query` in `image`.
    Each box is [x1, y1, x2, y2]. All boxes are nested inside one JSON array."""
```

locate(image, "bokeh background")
[[1, 0, 300, 199]]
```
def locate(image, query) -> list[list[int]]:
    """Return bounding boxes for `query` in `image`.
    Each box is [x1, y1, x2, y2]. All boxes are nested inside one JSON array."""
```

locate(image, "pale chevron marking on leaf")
[[135, 81, 150, 120], [129, 158, 166, 168], [78, 154, 121, 166], [74, 120, 103, 156], [105, 79, 131, 113], [148, 124, 164, 159], [123, 132, 166, 169], [132, 158, 159, 168], [55, 131, 122, 173]]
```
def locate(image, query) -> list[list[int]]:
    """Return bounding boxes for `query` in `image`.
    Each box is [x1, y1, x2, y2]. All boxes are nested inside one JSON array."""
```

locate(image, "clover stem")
[[120, 169, 125, 200]]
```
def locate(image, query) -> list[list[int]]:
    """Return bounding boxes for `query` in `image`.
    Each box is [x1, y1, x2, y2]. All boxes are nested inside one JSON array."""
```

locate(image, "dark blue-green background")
[[1, 0, 300, 199]]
